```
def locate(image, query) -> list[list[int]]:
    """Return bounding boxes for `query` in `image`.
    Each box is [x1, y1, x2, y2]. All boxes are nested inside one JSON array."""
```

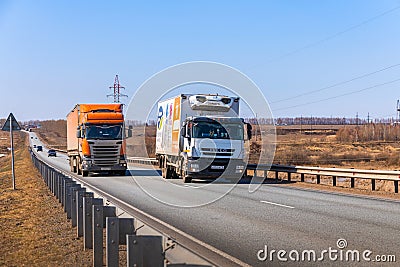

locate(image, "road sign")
[[1, 113, 20, 190], [1, 113, 21, 131]]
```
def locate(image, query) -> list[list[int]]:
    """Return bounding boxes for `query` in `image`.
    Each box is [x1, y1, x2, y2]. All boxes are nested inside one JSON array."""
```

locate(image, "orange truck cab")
[[67, 104, 127, 176]]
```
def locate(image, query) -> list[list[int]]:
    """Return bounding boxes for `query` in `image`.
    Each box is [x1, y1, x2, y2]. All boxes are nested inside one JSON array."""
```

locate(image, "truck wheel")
[[172, 168, 179, 179], [82, 171, 88, 177], [166, 167, 173, 179], [183, 175, 192, 183], [77, 158, 82, 175], [70, 158, 76, 173]]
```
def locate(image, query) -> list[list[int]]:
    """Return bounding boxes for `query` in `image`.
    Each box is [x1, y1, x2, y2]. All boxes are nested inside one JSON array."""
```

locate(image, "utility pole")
[[107, 75, 128, 103], [397, 99, 400, 124], [300, 115, 302, 134], [355, 112, 359, 142]]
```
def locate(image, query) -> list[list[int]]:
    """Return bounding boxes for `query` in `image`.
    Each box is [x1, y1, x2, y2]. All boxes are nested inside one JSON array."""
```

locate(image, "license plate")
[[211, 165, 224, 170], [101, 167, 111, 170]]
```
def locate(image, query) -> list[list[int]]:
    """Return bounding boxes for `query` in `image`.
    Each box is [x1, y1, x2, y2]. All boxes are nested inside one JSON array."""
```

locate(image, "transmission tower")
[[107, 75, 127, 103], [397, 99, 400, 123]]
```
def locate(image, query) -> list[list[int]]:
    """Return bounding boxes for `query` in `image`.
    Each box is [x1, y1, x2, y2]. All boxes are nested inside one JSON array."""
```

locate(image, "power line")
[[271, 63, 400, 104], [274, 78, 400, 111], [257, 5, 400, 65]]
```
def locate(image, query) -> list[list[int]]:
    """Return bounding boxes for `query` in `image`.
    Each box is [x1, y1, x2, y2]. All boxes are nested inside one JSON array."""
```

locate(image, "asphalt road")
[[29, 132, 400, 266]]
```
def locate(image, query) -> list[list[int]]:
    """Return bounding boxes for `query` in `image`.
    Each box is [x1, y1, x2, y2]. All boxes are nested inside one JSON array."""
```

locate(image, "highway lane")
[[29, 132, 400, 266]]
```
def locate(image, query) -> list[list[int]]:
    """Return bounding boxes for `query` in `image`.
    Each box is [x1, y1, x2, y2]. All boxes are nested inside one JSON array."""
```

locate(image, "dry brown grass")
[[254, 125, 400, 170], [0, 131, 91, 266], [34, 120, 67, 150]]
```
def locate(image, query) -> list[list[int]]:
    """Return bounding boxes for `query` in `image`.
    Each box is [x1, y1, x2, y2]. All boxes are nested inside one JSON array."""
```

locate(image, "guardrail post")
[[83, 197, 103, 250], [59, 174, 66, 203], [56, 173, 61, 200], [56, 173, 60, 200], [372, 179, 376, 191], [118, 218, 135, 245], [93, 205, 104, 267], [287, 172, 291, 182], [301, 173, 305, 182], [351, 178, 355, 188], [50, 169, 54, 193], [106, 217, 119, 267], [52, 169, 56, 194], [44, 166, 47, 185], [316, 175, 320, 184], [332, 176, 337, 187], [71, 187, 84, 227], [77, 191, 93, 237], [61, 177, 72, 207], [394, 181, 398, 193], [275, 171, 279, 180], [65, 183, 79, 216], [100, 206, 116, 226], [92, 205, 117, 267], [126, 235, 164, 267]]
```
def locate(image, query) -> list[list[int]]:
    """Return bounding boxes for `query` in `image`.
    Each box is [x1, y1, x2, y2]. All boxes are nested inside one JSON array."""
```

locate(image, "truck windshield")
[[85, 125, 122, 140], [192, 122, 244, 140]]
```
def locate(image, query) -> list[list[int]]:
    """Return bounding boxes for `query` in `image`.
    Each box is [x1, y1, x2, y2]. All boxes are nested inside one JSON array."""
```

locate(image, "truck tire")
[[166, 166, 173, 179], [181, 160, 191, 183], [70, 157, 76, 173], [77, 158, 82, 175], [183, 175, 192, 183]]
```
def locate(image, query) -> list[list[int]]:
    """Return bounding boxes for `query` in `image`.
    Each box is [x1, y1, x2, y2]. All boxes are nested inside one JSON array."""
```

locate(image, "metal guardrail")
[[248, 164, 400, 193], [127, 157, 400, 193], [29, 150, 248, 267]]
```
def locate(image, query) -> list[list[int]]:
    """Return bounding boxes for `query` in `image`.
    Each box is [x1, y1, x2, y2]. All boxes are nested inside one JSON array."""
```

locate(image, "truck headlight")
[[83, 159, 92, 166], [189, 163, 200, 172], [236, 165, 245, 173]]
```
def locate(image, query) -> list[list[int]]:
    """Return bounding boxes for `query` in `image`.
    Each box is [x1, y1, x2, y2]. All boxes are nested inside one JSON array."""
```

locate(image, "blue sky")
[[1, 0, 399, 121]]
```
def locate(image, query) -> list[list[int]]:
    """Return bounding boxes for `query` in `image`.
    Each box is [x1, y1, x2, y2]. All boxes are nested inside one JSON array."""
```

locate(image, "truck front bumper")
[[186, 158, 246, 179], [82, 159, 127, 172]]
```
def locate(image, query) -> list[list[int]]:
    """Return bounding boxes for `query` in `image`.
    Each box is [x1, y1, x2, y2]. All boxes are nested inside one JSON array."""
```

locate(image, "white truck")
[[156, 94, 251, 183]]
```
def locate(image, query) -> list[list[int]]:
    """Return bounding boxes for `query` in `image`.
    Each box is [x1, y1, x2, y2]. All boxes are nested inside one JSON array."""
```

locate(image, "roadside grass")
[[0, 131, 91, 266]]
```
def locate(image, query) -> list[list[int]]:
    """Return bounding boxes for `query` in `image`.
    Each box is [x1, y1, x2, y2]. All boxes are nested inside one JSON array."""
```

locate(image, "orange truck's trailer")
[[67, 104, 127, 176]]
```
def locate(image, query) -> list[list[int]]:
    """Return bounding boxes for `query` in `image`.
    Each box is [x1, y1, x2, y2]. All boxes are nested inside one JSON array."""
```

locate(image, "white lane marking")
[[260, 200, 295, 209]]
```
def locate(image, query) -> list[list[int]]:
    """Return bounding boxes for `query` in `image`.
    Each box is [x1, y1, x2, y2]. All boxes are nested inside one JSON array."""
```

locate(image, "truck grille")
[[91, 145, 119, 166], [201, 148, 234, 157]]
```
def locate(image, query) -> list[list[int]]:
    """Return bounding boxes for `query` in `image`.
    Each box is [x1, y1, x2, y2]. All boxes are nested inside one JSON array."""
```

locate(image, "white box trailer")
[[156, 94, 250, 183]]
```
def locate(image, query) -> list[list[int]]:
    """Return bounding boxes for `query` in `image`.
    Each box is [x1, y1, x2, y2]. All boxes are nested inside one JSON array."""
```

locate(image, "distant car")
[[47, 149, 56, 157], [33, 144, 37, 148], [36, 146, 43, 152]]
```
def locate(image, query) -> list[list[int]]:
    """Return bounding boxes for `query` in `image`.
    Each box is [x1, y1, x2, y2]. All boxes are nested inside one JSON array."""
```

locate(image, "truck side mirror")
[[76, 129, 82, 138], [246, 123, 252, 140], [127, 128, 133, 138]]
